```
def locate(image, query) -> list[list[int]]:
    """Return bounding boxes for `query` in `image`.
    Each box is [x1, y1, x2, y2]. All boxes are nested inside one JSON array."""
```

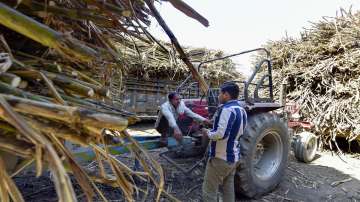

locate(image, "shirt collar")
[[168, 100, 183, 110], [223, 99, 238, 106]]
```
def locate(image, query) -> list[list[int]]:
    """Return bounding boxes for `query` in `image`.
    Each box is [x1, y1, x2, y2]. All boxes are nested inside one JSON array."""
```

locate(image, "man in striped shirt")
[[202, 82, 247, 202]]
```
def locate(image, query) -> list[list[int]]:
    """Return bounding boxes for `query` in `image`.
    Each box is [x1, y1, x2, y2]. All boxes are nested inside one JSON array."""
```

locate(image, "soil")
[[13, 149, 360, 202], [12, 123, 360, 202]]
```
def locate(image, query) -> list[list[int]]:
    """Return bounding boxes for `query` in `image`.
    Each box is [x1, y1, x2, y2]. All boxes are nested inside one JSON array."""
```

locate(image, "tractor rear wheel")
[[235, 113, 289, 198]]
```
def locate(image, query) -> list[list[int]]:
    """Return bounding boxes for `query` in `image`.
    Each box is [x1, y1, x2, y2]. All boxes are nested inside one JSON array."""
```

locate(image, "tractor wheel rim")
[[252, 129, 283, 181], [306, 136, 317, 157]]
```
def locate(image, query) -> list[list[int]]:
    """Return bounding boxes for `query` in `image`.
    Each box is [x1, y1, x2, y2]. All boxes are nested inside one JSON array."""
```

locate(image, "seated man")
[[155, 92, 211, 145]]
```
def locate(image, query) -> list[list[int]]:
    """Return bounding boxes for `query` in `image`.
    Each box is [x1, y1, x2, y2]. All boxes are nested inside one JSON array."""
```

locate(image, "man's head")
[[168, 92, 181, 108], [218, 82, 239, 104]]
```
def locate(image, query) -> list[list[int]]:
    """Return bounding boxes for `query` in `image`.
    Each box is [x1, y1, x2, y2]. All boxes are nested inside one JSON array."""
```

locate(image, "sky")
[[149, 0, 360, 76]]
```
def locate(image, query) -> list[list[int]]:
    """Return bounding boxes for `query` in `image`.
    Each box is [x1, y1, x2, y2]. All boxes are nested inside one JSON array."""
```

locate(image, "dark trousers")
[[156, 116, 171, 143], [155, 116, 191, 142]]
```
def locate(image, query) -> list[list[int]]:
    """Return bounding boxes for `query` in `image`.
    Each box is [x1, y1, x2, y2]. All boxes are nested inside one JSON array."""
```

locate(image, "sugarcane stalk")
[[39, 72, 67, 105], [81, 114, 128, 134], [4, 94, 74, 124], [25, 118, 90, 147], [61, 94, 99, 108], [62, 95, 121, 115], [13, 70, 109, 97], [67, 68, 101, 86], [84, 99, 138, 124], [74, 78, 110, 98], [13, 0, 115, 27], [83, 0, 132, 17], [0, 81, 51, 103], [0, 73, 21, 88], [14, 51, 63, 73], [0, 134, 33, 158], [50, 70, 109, 97], [0, 2, 99, 63], [12, 70, 95, 97], [59, 95, 139, 127], [0, 120, 16, 133], [1, 94, 129, 133], [17, 80, 28, 89]]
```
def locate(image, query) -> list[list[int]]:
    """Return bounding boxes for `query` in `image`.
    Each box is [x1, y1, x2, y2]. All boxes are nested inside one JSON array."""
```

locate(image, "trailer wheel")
[[293, 132, 317, 163], [235, 113, 289, 198]]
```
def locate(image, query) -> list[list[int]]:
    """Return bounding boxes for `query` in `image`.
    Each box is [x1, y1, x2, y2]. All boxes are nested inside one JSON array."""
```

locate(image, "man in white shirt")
[[201, 82, 247, 202], [155, 92, 211, 145]]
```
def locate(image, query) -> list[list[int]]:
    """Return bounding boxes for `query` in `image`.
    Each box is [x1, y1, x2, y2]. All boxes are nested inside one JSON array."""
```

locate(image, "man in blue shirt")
[[202, 82, 247, 202]]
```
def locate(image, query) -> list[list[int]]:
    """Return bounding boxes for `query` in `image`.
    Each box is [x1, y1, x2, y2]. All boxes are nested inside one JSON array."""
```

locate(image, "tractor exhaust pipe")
[[279, 79, 287, 107], [279, 79, 288, 124]]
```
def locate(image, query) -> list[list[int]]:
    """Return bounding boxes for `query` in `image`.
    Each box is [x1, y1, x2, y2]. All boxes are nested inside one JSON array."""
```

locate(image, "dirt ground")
[[14, 148, 360, 202], [146, 149, 360, 202], [11, 123, 360, 202]]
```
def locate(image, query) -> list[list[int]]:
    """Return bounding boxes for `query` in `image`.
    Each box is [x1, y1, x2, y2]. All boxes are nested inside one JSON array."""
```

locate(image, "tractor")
[[160, 48, 318, 198]]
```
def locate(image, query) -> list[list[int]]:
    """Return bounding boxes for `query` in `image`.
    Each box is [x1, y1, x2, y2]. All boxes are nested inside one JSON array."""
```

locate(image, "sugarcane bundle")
[[0, 0, 210, 201], [261, 9, 360, 147], [187, 48, 243, 85], [116, 39, 242, 85]]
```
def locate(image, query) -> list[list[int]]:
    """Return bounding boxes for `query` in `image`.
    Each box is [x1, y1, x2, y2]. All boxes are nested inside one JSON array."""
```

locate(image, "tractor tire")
[[293, 132, 317, 163], [235, 113, 289, 198]]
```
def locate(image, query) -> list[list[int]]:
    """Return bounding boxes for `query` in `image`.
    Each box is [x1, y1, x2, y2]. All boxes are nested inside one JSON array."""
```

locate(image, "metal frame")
[[197, 48, 270, 70], [159, 150, 207, 175], [176, 48, 274, 105]]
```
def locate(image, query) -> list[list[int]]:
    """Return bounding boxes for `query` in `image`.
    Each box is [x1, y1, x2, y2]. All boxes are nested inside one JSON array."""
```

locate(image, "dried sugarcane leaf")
[[0, 96, 77, 202], [47, 132, 96, 201], [0, 2, 99, 63], [39, 71, 67, 105], [0, 156, 24, 202]]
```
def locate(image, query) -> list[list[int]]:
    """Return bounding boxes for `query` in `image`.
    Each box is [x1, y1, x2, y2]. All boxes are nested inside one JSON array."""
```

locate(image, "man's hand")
[[203, 119, 213, 126], [173, 128, 183, 141], [201, 128, 209, 137]]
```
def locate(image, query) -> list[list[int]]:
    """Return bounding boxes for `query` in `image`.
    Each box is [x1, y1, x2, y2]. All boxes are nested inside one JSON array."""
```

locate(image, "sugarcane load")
[[0, 0, 213, 201]]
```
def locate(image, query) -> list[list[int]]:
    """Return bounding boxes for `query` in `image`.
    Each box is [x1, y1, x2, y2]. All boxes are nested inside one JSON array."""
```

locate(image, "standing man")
[[202, 82, 247, 202], [155, 92, 211, 145]]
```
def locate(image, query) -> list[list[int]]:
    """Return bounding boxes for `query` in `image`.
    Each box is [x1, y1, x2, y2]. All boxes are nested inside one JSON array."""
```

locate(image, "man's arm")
[[183, 104, 206, 122], [206, 108, 235, 140], [161, 104, 179, 130]]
